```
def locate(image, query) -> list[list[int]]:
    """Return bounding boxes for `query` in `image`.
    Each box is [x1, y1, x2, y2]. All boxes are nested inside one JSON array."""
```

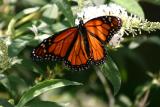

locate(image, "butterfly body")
[[32, 16, 122, 71], [77, 20, 91, 57]]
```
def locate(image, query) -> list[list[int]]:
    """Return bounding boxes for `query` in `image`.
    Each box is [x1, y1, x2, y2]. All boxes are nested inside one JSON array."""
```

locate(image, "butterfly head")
[[77, 18, 85, 29], [79, 19, 84, 25]]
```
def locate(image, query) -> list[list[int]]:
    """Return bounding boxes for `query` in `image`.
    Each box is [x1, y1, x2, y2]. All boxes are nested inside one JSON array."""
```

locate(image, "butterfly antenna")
[[83, 12, 85, 19], [109, 11, 111, 16], [102, 9, 106, 15]]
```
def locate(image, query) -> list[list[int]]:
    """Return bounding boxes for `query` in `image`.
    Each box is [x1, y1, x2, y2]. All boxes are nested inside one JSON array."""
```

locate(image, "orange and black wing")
[[85, 16, 122, 43], [32, 27, 90, 71], [64, 32, 90, 71], [32, 16, 122, 71], [32, 27, 78, 61], [84, 16, 122, 64]]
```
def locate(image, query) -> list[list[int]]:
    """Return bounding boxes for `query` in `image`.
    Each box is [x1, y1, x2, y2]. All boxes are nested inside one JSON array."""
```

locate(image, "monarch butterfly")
[[32, 16, 122, 71]]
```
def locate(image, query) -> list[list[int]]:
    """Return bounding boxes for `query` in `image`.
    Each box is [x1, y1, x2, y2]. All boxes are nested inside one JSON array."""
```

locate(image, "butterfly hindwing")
[[65, 33, 90, 70], [87, 31, 106, 65]]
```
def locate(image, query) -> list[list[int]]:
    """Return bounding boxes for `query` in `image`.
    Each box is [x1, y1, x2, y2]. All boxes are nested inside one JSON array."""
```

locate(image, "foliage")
[[0, 0, 160, 107]]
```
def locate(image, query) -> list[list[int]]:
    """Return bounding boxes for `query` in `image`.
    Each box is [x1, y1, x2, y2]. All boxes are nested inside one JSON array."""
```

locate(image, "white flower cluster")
[[108, 28, 124, 47], [75, 3, 128, 48], [75, 3, 128, 25], [75, 3, 160, 48]]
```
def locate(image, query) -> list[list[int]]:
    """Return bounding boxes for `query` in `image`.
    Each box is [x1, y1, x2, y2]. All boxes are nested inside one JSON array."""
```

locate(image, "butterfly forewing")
[[85, 16, 122, 43], [32, 27, 78, 61]]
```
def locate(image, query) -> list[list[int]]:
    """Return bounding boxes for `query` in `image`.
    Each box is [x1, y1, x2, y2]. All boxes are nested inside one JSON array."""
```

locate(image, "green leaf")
[[142, 0, 160, 5], [101, 56, 121, 95], [52, 0, 75, 27], [43, 4, 58, 19], [146, 36, 160, 46], [129, 36, 160, 49], [8, 35, 34, 57], [118, 95, 132, 107], [16, 79, 82, 107], [0, 99, 14, 107], [26, 100, 63, 107], [0, 74, 5, 80], [7, 7, 40, 38], [92, 0, 106, 5], [0, 74, 27, 97], [21, 0, 47, 6], [111, 0, 145, 19]]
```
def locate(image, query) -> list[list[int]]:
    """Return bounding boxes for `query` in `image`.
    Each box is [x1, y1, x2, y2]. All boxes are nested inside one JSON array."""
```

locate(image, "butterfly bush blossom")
[[0, 39, 22, 72], [75, 3, 160, 48]]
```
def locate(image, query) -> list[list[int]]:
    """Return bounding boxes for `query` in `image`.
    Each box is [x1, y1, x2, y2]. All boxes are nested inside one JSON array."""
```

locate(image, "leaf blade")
[[26, 100, 63, 107], [112, 0, 145, 18], [16, 79, 82, 107], [101, 56, 121, 95], [0, 99, 14, 107], [52, 0, 75, 26], [142, 0, 160, 5]]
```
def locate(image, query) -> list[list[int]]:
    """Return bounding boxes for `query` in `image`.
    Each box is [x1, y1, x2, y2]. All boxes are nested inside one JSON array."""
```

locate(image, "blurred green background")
[[0, 0, 160, 107]]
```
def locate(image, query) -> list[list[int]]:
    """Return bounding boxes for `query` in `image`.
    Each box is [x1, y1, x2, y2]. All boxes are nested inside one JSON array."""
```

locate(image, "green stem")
[[96, 68, 115, 107]]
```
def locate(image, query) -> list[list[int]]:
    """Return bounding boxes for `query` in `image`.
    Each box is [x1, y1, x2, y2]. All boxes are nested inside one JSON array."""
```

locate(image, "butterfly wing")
[[32, 27, 78, 61], [84, 16, 122, 64], [87, 31, 106, 65], [32, 27, 90, 70], [85, 16, 122, 43], [32, 16, 122, 71], [65, 33, 90, 71]]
